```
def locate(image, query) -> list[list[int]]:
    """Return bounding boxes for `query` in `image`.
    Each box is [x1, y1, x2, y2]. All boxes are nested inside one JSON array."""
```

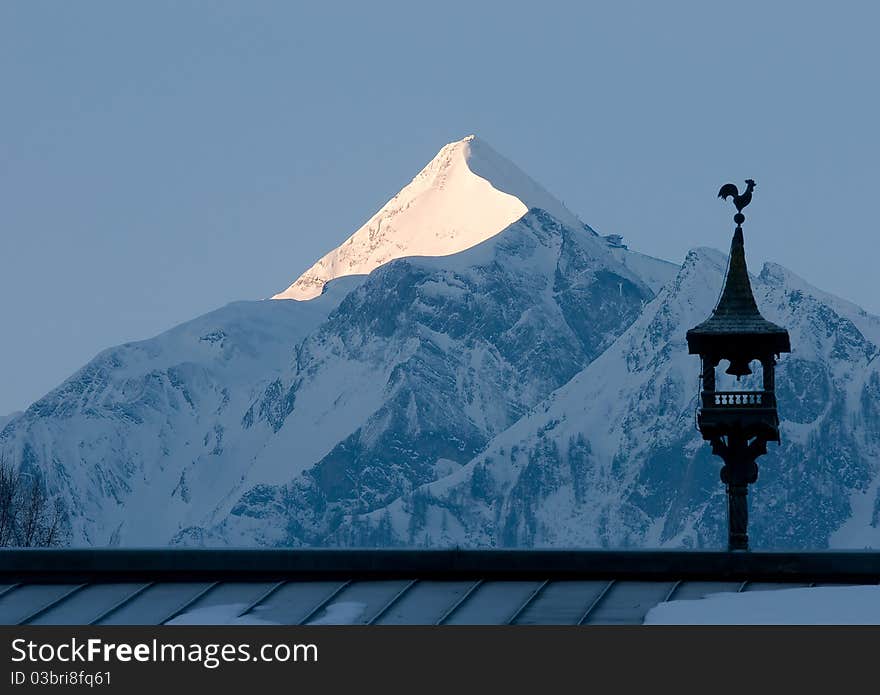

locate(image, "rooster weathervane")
[[718, 179, 756, 228]]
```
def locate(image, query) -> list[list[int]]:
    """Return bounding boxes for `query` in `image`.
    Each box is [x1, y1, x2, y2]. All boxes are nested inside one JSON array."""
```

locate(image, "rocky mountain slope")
[[190, 208, 665, 546], [334, 247, 880, 549]]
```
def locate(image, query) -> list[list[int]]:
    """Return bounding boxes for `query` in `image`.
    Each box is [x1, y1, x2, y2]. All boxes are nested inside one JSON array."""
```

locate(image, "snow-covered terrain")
[[3, 133, 880, 551], [184, 207, 662, 546], [340, 247, 880, 549], [0, 277, 363, 544]]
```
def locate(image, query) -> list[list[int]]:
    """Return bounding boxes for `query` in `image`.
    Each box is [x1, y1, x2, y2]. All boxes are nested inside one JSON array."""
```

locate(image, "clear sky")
[[1, 1, 878, 414]]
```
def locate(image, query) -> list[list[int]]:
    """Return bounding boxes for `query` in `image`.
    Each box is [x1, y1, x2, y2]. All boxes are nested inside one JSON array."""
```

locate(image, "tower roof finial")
[[686, 181, 790, 356]]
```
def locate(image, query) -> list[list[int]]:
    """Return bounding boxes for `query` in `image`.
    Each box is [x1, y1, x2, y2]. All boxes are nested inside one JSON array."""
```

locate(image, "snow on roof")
[[646, 585, 880, 625]]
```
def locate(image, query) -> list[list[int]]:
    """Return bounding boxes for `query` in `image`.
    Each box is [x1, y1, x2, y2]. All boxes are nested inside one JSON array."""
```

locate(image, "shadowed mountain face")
[[176, 210, 658, 546], [0, 204, 663, 547], [4, 134, 879, 551], [329, 251, 880, 550]]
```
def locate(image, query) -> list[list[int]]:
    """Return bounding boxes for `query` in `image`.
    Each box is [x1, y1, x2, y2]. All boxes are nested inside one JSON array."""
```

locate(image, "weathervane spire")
[[718, 178, 756, 229]]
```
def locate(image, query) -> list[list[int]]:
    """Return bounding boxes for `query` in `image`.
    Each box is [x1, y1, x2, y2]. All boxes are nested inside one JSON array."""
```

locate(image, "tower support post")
[[717, 434, 760, 551], [726, 484, 750, 551]]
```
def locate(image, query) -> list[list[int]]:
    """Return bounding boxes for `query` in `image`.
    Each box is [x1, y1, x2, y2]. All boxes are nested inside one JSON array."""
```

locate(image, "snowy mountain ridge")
[[3, 133, 878, 551]]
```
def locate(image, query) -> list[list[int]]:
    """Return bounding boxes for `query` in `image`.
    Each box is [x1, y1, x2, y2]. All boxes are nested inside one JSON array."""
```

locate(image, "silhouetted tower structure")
[[686, 181, 790, 551]]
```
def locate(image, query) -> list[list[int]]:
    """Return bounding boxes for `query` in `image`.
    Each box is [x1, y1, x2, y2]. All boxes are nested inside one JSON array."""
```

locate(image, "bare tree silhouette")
[[0, 454, 67, 547]]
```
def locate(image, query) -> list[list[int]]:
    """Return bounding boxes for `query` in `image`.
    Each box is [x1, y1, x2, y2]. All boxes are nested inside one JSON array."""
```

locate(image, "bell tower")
[[686, 181, 791, 550]]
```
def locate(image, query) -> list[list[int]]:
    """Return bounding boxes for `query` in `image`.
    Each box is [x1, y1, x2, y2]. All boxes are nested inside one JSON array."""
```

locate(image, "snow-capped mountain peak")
[[6, 129, 879, 552], [273, 134, 584, 300]]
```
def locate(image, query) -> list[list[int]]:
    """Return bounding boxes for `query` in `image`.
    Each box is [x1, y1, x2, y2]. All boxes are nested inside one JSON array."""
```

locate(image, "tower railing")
[[701, 391, 776, 409]]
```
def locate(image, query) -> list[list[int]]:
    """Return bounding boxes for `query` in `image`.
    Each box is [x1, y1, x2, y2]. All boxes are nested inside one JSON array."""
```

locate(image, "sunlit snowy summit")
[[273, 135, 585, 301]]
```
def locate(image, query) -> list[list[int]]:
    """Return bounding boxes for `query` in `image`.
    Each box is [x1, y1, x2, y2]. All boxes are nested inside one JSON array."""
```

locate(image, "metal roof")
[[1, 549, 878, 625]]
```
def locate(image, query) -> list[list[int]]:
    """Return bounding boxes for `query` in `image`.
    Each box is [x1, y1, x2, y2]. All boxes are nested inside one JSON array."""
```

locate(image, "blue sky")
[[1, 1, 878, 413]]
